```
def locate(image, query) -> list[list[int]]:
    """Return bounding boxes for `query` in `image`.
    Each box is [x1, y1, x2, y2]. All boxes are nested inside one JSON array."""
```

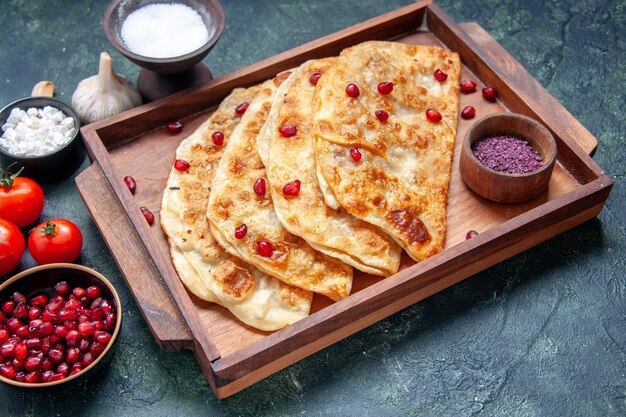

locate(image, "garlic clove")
[[72, 52, 142, 124]]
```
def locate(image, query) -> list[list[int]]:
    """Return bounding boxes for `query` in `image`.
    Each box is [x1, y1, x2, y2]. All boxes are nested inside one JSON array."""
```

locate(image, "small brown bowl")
[[0, 264, 122, 389], [459, 113, 557, 203], [103, 0, 225, 74]]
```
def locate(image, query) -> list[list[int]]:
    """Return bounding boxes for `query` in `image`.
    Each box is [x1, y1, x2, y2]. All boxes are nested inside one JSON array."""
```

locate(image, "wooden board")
[[75, 2, 612, 399]]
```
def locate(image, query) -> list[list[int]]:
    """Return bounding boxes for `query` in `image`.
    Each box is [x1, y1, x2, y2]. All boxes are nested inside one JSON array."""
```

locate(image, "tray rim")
[[77, 0, 613, 398]]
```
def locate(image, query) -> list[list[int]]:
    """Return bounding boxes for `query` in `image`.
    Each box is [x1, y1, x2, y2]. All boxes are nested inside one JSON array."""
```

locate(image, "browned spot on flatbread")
[[274, 71, 292, 87], [213, 259, 255, 300], [230, 157, 248, 176], [387, 209, 431, 245]]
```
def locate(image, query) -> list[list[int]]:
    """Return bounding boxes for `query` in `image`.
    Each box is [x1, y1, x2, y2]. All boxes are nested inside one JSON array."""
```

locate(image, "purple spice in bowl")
[[471, 134, 543, 174]]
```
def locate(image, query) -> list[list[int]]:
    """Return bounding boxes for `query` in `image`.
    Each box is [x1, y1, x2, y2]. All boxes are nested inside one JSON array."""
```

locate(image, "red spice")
[[471, 134, 543, 174]]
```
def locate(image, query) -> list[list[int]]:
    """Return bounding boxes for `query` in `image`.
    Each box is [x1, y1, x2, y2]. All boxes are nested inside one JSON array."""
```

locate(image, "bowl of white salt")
[[0, 97, 84, 183], [103, 0, 225, 101]]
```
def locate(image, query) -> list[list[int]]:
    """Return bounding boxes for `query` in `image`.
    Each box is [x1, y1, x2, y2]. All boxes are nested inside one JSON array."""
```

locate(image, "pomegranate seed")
[[50, 295, 64, 304], [93, 322, 103, 331], [65, 330, 81, 348], [350, 148, 362, 162], [16, 326, 29, 338], [0, 312, 6, 324], [49, 335, 62, 345], [24, 371, 40, 383], [426, 108, 442, 123], [256, 240, 273, 257], [45, 301, 63, 314], [69, 363, 83, 376], [100, 299, 113, 315], [0, 330, 8, 345], [7, 318, 20, 333], [174, 159, 190, 172], [57, 362, 70, 376], [346, 83, 360, 98], [79, 296, 90, 307], [105, 313, 116, 330], [66, 348, 81, 364], [79, 338, 90, 352], [82, 352, 94, 367], [140, 207, 155, 225], [283, 179, 301, 196], [86, 286, 101, 299], [28, 294, 48, 307], [1, 342, 14, 357], [28, 306, 42, 321], [461, 106, 476, 120], [482, 87, 497, 102], [65, 320, 78, 330], [14, 342, 27, 360], [0, 364, 16, 379], [41, 370, 54, 381], [78, 314, 89, 324], [27, 325, 40, 338], [14, 371, 26, 382], [72, 287, 86, 299], [40, 338, 51, 354], [90, 308, 104, 321], [65, 298, 82, 310], [253, 178, 266, 197], [466, 230, 479, 239], [24, 356, 42, 372], [41, 358, 54, 371], [123, 176, 137, 194], [235, 102, 249, 115], [279, 125, 297, 137], [12, 357, 24, 368], [49, 348, 64, 364], [59, 309, 78, 321], [377, 82, 394, 95], [90, 298, 102, 310], [78, 322, 96, 336], [234, 224, 247, 240], [460, 80, 477, 94], [48, 372, 64, 382], [2, 300, 15, 316], [166, 120, 183, 134], [375, 109, 389, 123], [25, 338, 41, 349], [309, 72, 322, 85], [90, 342, 105, 358], [212, 131, 224, 146], [95, 331, 112, 345], [12, 292, 26, 305], [54, 281, 71, 296], [40, 311, 58, 324], [13, 302, 27, 319], [434, 69, 448, 82]]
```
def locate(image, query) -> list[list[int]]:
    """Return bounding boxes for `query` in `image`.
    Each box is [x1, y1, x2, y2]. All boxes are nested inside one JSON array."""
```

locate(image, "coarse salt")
[[0, 106, 76, 157], [120, 3, 212, 59]]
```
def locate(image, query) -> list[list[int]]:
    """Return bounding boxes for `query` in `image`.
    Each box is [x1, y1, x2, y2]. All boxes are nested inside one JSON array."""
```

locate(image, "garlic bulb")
[[72, 52, 142, 124]]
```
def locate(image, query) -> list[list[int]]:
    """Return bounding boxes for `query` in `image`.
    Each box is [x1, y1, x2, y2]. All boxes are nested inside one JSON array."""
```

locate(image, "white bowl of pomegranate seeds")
[[460, 112, 557, 203], [0, 263, 122, 388]]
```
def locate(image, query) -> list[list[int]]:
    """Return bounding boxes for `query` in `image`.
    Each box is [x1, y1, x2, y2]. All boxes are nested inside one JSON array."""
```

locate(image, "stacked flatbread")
[[161, 41, 460, 331]]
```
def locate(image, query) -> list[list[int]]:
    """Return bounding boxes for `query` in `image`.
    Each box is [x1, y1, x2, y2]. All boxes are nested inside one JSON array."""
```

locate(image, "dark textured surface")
[[0, 0, 624, 415]]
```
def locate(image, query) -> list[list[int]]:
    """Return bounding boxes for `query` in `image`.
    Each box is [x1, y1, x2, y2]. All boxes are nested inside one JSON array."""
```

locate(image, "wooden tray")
[[75, 1, 612, 399]]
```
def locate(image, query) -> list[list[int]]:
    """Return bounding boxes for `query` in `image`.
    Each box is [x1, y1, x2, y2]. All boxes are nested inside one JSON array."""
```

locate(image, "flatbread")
[[313, 41, 461, 261], [160, 86, 313, 331], [260, 58, 402, 276], [207, 77, 353, 301]]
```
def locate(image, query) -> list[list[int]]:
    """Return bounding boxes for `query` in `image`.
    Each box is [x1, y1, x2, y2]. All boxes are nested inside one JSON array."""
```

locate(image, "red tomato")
[[28, 219, 82, 264], [0, 218, 25, 275], [0, 166, 44, 227]]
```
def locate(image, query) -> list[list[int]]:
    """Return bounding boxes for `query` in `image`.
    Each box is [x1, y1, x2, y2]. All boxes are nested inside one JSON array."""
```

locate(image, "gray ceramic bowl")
[[0, 97, 84, 183], [0, 263, 122, 389]]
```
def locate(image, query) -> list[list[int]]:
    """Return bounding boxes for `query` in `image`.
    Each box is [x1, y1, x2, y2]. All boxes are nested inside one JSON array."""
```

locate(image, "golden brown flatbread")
[[207, 77, 353, 301], [161, 86, 313, 331], [313, 41, 461, 261], [260, 58, 402, 276]]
